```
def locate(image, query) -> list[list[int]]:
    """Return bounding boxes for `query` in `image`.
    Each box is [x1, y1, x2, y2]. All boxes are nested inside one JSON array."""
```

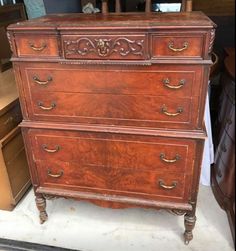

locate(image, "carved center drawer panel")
[[29, 129, 196, 202], [15, 35, 59, 57], [62, 35, 148, 60]]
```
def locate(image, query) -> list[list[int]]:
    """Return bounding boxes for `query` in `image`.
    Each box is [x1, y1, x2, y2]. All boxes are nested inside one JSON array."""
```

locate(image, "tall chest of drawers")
[[8, 12, 215, 244]]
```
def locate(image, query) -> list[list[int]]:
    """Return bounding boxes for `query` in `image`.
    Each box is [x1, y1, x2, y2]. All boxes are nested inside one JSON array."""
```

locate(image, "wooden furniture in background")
[[101, 0, 193, 13], [193, 0, 235, 16], [212, 48, 235, 244], [0, 69, 31, 211], [0, 3, 26, 72], [8, 12, 215, 244]]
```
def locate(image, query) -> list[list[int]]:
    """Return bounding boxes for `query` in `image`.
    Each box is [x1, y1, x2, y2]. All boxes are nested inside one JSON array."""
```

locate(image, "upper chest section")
[[8, 12, 215, 62]]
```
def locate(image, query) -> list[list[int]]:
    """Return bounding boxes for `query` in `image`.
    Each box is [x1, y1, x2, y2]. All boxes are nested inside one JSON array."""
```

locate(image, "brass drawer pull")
[[159, 180, 178, 190], [168, 42, 188, 52], [33, 76, 52, 86], [38, 102, 56, 111], [42, 144, 60, 153], [47, 169, 64, 178], [160, 153, 181, 163], [161, 105, 183, 117], [29, 42, 47, 51], [163, 78, 185, 89]]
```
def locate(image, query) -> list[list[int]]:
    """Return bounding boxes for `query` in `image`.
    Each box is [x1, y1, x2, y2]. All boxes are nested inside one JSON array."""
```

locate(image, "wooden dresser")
[[8, 12, 215, 244], [0, 69, 31, 211], [212, 48, 235, 243]]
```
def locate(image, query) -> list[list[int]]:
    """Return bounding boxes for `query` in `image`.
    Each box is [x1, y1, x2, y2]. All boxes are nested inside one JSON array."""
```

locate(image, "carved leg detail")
[[184, 213, 197, 245], [35, 195, 48, 224]]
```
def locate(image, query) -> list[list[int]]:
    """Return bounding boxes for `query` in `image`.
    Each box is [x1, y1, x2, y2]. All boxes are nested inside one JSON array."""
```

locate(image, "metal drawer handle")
[[159, 179, 178, 190], [3, 116, 14, 125], [226, 118, 232, 125], [42, 144, 60, 153], [163, 78, 186, 89], [38, 102, 56, 111], [47, 169, 64, 178], [161, 105, 183, 117], [29, 42, 47, 51], [221, 144, 227, 153], [160, 153, 181, 163], [168, 41, 188, 52], [33, 76, 52, 86]]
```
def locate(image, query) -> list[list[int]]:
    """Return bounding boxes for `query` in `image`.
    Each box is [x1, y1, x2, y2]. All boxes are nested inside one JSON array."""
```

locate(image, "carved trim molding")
[[6, 31, 13, 53], [168, 209, 186, 216], [64, 37, 145, 58], [208, 29, 216, 54]]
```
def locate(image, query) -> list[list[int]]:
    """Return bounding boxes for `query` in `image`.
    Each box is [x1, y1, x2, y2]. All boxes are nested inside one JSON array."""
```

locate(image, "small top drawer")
[[152, 34, 204, 59], [62, 34, 148, 60], [15, 35, 59, 57]]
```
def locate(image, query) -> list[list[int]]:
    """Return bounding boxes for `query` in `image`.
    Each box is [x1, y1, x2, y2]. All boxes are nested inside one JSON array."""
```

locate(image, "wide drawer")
[[25, 64, 202, 98], [15, 35, 59, 57], [62, 34, 148, 60], [0, 102, 22, 140], [27, 129, 196, 203], [152, 34, 204, 59], [29, 91, 198, 129]]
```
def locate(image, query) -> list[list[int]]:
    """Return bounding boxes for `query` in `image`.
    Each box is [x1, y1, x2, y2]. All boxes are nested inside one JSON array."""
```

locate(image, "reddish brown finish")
[[62, 34, 148, 60], [152, 34, 205, 59], [15, 35, 59, 58], [9, 12, 215, 244]]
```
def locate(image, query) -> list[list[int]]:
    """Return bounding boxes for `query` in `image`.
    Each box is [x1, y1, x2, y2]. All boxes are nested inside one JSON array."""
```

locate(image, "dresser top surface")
[[8, 11, 215, 31]]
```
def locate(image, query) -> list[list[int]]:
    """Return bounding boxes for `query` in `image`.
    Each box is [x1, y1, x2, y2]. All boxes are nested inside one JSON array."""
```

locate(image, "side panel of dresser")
[[0, 126, 31, 211]]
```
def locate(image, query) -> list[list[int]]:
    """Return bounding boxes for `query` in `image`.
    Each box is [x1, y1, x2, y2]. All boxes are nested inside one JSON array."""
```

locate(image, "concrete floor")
[[0, 186, 234, 251]]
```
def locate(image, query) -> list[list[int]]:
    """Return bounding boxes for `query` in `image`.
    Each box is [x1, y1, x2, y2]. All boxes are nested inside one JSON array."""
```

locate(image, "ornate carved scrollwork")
[[43, 194, 59, 200], [64, 37, 144, 58], [6, 32, 13, 53], [208, 29, 216, 54], [168, 209, 186, 216]]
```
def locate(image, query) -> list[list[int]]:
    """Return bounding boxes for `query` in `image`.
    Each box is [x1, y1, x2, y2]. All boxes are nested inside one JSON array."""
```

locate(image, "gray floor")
[[0, 186, 234, 251]]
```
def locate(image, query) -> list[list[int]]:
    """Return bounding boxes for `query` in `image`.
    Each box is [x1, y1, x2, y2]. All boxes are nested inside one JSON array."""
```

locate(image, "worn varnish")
[[8, 12, 216, 244]]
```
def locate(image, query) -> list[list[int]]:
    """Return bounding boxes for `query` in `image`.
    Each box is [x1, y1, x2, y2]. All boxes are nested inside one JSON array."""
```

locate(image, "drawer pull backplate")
[[29, 42, 47, 51], [33, 76, 52, 86], [38, 102, 56, 111], [47, 169, 64, 178], [168, 41, 188, 52], [159, 180, 178, 190], [42, 145, 60, 153], [160, 153, 181, 163], [161, 105, 183, 117], [163, 78, 185, 89]]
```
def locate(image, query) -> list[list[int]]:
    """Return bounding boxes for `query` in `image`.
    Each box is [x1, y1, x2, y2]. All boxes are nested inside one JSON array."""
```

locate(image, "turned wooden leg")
[[35, 195, 48, 224], [184, 212, 197, 245]]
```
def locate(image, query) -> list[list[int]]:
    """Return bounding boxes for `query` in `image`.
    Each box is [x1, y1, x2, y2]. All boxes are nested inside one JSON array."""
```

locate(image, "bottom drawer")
[[37, 160, 186, 201], [26, 129, 198, 203]]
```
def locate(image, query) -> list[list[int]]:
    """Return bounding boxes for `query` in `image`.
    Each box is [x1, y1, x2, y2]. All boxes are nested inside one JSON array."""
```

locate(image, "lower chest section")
[[25, 128, 200, 204]]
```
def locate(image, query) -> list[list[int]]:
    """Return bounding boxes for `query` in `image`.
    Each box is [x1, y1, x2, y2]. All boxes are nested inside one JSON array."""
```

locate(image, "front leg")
[[184, 211, 197, 245], [35, 194, 48, 224]]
